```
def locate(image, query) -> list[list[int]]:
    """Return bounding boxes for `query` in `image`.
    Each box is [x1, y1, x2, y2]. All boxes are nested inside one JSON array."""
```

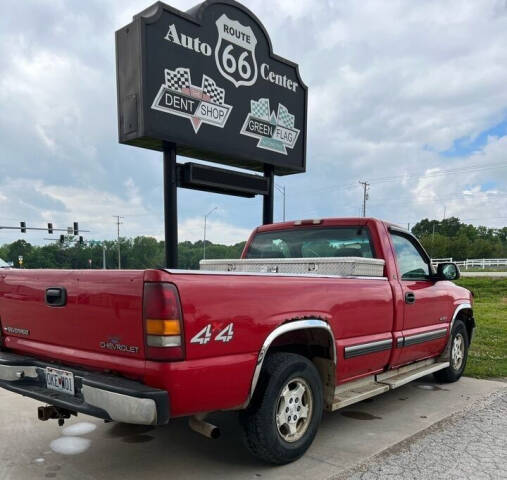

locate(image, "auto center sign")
[[116, 0, 307, 175]]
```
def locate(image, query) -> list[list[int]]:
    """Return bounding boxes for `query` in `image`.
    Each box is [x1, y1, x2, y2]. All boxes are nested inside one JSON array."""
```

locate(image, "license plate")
[[45, 367, 75, 395]]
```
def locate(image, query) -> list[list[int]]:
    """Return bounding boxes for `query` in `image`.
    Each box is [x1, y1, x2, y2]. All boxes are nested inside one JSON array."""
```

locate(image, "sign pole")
[[163, 141, 178, 268], [263, 164, 274, 225]]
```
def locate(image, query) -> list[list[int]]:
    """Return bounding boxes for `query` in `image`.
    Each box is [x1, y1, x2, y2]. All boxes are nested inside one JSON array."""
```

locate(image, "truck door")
[[389, 229, 452, 366]]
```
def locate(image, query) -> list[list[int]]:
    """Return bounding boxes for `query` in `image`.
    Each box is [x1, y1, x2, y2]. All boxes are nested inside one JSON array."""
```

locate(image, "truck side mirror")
[[436, 262, 460, 281]]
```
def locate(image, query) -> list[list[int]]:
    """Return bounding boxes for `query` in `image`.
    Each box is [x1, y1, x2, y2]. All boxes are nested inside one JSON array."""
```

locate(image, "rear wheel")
[[434, 319, 469, 383], [240, 352, 323, 464]]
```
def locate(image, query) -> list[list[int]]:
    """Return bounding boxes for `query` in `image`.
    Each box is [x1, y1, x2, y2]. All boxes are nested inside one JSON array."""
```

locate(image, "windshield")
[[245, 226, 375, 259]]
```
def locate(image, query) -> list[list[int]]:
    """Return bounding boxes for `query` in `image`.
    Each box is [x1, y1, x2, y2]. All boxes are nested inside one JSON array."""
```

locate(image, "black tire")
[[434, 319, 469, 383], [239, 352, 323, 464]]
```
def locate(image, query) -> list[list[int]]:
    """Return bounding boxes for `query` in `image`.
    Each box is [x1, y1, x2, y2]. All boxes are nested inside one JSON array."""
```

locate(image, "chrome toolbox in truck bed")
[[200, 257, 385, 277]]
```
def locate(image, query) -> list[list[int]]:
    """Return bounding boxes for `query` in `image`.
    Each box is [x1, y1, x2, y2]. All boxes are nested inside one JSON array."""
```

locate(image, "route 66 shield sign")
[[214, 14, 258, 88]]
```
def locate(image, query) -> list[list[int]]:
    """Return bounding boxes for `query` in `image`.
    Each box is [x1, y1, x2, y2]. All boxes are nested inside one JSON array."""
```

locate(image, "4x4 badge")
[[152, 67, 232, 133]]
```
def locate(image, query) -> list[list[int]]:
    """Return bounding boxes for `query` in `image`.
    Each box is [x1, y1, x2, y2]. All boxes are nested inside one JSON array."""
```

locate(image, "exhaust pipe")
[[188, 414, 220, 439]]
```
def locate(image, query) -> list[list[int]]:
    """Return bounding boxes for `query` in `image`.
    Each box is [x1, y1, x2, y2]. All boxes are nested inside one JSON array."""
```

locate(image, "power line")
[[393, 216, 507, 227], [293, 161, 507, 195], [369, 190, 507, 206], [368, 162, 507, 185]]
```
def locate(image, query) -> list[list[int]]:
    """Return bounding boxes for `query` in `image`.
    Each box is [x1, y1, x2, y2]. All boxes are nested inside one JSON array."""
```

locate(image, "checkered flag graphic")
[[277, 104, 295, 129], [251, 98, 270, 121], [164, 67, 191, 92], [202, 75, 225, 105]]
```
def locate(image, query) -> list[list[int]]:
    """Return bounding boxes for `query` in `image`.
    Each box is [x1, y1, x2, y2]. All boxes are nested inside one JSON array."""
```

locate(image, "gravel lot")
[[337, 388, 507, 480]]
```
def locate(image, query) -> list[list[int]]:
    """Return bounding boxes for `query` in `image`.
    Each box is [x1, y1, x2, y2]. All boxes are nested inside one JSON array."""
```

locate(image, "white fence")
[[431, 258, 507, 270]]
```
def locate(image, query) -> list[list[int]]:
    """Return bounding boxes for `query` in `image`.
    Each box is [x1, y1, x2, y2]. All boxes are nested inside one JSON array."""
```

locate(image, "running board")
[[331, 379, 389, 410], [330, 359, 450, 411], [377, 361, 450, 389]]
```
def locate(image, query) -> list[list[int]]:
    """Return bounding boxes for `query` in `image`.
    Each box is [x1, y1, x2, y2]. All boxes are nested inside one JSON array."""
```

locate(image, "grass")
[[455, 277, 507, 379]]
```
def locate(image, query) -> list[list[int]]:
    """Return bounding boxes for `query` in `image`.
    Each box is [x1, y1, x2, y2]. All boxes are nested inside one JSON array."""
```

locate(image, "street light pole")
[[203, 207, 218, 260]]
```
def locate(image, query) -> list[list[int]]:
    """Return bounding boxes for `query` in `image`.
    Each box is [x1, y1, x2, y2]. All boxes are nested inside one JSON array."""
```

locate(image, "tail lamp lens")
[[143, 283, 184, 361]]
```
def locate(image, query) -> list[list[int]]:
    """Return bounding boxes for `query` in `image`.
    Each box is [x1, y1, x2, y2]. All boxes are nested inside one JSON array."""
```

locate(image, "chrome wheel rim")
[[275, 377, 313, 443], [451, 333, 465, 370]]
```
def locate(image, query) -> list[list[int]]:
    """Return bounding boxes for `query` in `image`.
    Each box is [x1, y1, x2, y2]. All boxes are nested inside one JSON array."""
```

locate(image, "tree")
[[412, 217, 506, 260], [0, 237, 247, 270]]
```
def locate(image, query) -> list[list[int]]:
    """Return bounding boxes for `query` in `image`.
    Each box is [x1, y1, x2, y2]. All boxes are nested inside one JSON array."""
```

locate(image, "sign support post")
[[263, 165, 274, 225], [163, 142, 178, 268]]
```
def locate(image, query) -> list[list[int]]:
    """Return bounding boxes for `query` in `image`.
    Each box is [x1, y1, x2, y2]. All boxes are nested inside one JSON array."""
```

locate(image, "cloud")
[[1, 0, 507, 248], [179, 217, 252, 245], [0, 176, 252, 244]]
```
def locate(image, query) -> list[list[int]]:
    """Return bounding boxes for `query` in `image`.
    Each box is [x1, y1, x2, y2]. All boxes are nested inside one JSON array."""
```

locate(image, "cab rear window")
[[245, 227, 375, 259]]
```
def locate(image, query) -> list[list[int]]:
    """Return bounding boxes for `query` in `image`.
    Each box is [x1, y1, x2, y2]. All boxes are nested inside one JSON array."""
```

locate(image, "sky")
[[1, 0, 507, 246]]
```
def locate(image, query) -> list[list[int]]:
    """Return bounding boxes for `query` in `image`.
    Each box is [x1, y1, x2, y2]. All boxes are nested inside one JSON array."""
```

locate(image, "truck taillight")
[[143, 283, 184, 361]]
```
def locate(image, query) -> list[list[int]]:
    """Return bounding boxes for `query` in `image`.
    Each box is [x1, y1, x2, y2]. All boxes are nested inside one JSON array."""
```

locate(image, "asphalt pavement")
[[0, 376, 505, 480], [336, 388, 507, 480]]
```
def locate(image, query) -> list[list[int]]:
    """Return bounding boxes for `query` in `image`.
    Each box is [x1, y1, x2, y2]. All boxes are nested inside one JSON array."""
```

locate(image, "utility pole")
[[359, 181, 370, 217], [275, 184, 286, 221], [113, 216, 123, 269], [203, 207, 218, 260], [102, 245, 107, 270]]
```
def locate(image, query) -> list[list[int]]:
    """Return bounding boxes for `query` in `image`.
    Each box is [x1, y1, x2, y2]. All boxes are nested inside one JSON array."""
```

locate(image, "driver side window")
[[390, 233, 430, 280]]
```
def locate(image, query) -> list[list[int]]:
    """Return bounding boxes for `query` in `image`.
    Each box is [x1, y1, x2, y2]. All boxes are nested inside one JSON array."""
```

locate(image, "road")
[[0, 377, 505, 480], [337, 388, 507, 480]]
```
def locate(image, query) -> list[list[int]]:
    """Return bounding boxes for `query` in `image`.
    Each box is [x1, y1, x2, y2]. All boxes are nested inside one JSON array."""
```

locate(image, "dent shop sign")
[[116, 0, 307, 175]]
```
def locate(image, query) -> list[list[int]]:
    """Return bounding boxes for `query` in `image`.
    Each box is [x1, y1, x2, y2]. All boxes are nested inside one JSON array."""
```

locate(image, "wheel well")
[[456, 308, 475, 345], [268, 328, 334, 361], [265, 327, 336, 408]]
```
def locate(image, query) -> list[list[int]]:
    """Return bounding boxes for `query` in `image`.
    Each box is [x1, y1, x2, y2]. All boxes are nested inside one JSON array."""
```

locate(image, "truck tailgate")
[[0, 270, 146, 366]]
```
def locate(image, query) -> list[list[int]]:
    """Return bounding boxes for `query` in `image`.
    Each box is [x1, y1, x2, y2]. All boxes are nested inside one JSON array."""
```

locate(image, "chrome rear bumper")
[[0, 351, 169, 426]]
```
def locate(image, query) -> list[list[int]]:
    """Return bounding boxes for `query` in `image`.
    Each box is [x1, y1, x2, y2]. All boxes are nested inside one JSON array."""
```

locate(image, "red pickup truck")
[[0, 218, 474, 464]]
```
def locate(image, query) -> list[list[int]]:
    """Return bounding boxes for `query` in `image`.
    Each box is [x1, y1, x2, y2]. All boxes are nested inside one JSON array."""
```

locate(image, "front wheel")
[[239, 352, 323, 464], [434, 319, 469, 383]]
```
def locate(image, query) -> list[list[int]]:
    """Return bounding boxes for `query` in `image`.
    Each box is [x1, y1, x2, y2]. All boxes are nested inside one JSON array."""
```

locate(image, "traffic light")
[[59, 234, 65, 244], [48, 223, 53, 234], [79, 236, 84, 245], [73, 222, 79, 236], [20, 221, 26, 233]]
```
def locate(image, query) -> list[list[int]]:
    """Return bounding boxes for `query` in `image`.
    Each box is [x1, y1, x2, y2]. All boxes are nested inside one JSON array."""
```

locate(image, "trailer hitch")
[[38, 406, 77, 426]]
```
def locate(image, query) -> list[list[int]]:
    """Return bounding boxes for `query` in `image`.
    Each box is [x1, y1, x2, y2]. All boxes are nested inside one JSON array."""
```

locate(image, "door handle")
[[405, 292, 416, 304], [45, 287, 67, 307]]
